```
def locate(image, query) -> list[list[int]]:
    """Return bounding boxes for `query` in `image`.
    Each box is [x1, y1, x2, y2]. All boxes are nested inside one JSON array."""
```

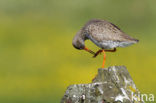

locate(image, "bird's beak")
[[84, 47, 95, 55]]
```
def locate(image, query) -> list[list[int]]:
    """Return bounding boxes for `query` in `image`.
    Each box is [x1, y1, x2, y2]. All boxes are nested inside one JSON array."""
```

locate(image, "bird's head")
[[72, 35, 85, 50], [72, 30, 86, 50], [72, 33, 95, 55], [72, 30, 95, 55]]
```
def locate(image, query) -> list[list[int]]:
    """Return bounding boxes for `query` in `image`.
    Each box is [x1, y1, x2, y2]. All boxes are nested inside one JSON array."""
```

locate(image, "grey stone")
[[61, 66, 144, 103]]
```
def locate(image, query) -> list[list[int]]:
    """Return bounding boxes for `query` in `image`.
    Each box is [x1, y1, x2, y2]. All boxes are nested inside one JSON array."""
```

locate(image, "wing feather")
[[83, 20, 135, 43]]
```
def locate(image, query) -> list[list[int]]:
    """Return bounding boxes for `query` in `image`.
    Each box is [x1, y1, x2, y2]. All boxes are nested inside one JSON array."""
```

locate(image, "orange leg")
[[84, 47, 95, 55], [102, 50, 106, 68], [93, 48, 116, 68]]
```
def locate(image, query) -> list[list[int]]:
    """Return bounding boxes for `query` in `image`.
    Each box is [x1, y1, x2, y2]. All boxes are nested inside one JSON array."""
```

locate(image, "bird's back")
[[81, 19, 138, 49]]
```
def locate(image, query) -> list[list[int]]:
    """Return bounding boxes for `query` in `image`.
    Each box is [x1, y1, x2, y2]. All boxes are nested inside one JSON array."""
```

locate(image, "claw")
[[84, 47, 95, 55]]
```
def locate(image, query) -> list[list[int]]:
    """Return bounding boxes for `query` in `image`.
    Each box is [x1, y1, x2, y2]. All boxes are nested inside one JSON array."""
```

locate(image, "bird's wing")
[[84, 20, 135, 43]]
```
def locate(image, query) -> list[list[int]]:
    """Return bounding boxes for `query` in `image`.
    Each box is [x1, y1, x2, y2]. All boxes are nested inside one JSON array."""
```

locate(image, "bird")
[[72, 19, 139, 68]]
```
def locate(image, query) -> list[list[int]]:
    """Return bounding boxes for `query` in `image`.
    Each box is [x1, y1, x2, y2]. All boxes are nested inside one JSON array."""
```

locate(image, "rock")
[[61, 66, 144, 103]]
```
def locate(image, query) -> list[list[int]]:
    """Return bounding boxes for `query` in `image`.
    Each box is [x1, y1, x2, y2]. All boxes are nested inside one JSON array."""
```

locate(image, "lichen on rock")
[[61, 66, 144, 103]]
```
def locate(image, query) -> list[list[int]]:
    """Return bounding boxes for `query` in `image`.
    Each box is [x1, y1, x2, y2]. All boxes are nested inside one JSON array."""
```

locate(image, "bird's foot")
[[93, 49, 103, 58], [84, 47, 95, 55]]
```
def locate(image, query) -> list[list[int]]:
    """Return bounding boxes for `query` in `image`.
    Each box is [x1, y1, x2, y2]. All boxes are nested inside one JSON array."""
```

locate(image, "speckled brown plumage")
[[72, 19, 139, 50]]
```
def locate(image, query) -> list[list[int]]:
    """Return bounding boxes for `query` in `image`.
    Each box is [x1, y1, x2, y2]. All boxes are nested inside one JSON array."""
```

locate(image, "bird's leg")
[[93, 48, 116, 58], [92, 49, 106, 68], [93, 49, 103, 58], [84, 47, 95, 55], [102, 49, 106, 68], [105, 48, 116, 52]]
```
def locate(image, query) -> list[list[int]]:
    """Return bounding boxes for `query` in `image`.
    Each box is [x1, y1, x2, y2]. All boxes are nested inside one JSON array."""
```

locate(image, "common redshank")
[[72, 19, 139, 68]]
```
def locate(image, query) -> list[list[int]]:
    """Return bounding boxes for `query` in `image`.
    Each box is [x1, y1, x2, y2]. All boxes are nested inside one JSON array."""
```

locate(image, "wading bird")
[[72, 19, 139, 68]]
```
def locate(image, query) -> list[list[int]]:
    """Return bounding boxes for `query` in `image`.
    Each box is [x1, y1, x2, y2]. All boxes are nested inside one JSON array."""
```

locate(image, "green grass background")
[[0, 0, 156, 103]]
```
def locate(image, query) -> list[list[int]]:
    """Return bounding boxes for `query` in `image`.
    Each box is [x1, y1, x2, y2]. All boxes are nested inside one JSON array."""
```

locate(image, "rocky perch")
[[61, 66, 144, 103]]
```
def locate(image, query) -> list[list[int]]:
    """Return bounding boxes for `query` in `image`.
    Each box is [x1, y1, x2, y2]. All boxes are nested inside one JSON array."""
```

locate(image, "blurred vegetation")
[[0, 0, 156, 103]]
